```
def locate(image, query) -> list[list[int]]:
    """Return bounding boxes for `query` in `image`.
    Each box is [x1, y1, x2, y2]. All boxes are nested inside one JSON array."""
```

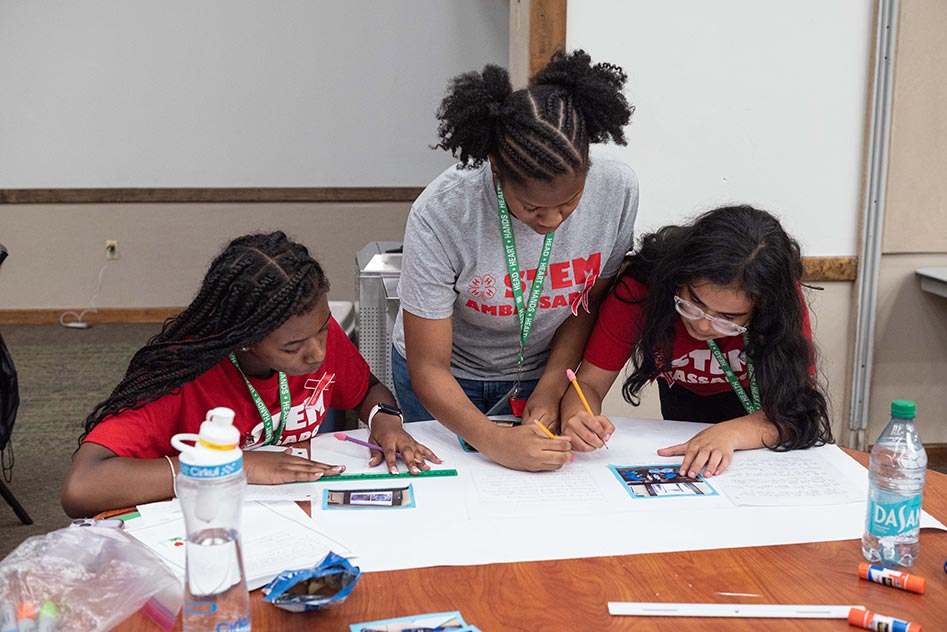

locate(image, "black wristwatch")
[[367, 402, 404, 431]]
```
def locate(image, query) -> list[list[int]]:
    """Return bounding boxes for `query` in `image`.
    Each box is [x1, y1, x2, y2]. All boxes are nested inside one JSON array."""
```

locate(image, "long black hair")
[[81, 231, 329, 439], [434, 49, 633, 182], [620, 205, 832, 450]]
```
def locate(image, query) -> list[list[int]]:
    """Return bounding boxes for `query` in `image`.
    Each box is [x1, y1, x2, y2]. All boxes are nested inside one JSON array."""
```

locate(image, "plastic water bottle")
[[862, 399, 927, 568], [172, 407, 251, 632]]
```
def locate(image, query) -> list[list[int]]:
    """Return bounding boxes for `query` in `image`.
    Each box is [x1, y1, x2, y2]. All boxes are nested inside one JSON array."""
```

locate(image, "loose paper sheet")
[[127, 500, 350, 590]]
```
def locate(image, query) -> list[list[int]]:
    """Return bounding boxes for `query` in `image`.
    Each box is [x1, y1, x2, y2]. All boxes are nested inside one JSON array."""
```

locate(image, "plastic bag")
[[262, 551, 361, 613], [0, 526, 183, 631]]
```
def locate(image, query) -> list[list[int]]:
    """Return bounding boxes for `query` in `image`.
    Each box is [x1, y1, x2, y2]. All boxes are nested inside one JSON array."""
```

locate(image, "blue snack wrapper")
[[262, 551, 361, 612]]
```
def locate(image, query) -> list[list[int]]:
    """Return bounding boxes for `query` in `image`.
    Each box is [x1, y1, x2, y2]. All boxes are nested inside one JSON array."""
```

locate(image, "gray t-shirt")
[[392, 159, 639, 381]]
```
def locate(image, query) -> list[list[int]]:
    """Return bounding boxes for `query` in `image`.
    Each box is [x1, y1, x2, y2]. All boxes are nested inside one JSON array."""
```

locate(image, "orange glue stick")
[[858, 563, 926, 594], [848, 607, 921, 632]]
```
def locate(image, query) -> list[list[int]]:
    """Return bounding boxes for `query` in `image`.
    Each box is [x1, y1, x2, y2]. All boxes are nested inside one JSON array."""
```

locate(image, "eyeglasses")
[[673, 295, 748, 336]]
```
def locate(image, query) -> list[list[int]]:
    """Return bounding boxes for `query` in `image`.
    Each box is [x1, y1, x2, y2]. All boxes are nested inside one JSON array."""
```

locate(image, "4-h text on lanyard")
[[496, 183, 555, 415]]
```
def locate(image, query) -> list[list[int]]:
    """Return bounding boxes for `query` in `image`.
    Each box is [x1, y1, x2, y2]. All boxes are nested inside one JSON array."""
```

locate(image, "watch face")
[[378, 403, 402, 416]]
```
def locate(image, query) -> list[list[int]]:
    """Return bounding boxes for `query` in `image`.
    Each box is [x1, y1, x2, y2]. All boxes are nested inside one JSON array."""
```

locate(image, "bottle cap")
[[171, 406, 243, 471], [198, 407, 240, 450], [890, 399, 916, 419]]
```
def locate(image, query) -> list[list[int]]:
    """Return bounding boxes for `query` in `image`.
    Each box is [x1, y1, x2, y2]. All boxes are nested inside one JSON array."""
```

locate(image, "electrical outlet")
[[105, 240, 119, 260]]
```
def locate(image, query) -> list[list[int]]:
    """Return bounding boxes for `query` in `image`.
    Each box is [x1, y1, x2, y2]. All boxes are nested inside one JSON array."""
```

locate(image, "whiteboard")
[[568, 1, 872, 256], [0, 0, 508, 188]]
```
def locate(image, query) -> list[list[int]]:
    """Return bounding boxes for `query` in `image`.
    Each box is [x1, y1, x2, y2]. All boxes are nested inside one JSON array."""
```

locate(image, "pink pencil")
[[333, 432, 402, 459]]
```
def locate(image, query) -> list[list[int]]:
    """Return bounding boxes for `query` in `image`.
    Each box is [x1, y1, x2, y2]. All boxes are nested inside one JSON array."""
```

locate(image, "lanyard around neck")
[[228, 353, 291, 446], [496, 182, 555, 364], [706, 333, 760, 415]]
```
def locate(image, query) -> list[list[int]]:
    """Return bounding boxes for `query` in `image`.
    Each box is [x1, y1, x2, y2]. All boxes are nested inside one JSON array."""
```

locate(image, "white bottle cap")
[[171, 407, 243, 471], [199, 407, 240, 450]]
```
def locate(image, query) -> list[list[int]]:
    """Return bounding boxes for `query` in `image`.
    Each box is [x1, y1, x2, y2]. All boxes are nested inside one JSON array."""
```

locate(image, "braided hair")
[[434, 49, 633, 182], [81, 231, 329, 439], [619, 206, 833, 451]]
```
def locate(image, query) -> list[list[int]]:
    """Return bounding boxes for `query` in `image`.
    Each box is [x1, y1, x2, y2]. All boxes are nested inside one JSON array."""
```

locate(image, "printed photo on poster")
[[323, 485, 415, 510], [609, 464, 718, 499]]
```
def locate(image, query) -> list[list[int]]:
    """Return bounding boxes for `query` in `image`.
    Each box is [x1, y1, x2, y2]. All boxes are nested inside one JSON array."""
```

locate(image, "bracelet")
[[164, 455, 177, 497]]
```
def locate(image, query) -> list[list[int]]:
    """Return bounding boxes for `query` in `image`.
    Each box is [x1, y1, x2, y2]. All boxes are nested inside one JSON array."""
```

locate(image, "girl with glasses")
[[561, 205, 832, 477]]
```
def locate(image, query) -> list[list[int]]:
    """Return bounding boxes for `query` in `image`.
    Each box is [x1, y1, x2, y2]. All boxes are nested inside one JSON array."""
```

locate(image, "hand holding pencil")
[[561, 368, 616, 453]]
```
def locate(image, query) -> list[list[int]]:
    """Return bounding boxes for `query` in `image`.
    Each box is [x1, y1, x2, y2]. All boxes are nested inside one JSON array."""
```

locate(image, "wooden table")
[[113, 450, 947, 631]]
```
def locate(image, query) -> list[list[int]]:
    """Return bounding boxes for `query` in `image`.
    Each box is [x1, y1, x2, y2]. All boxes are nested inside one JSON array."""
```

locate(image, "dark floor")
[[1, 323, 162, 557]]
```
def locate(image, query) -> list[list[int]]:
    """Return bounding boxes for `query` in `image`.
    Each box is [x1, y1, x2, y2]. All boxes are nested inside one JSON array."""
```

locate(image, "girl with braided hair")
[[561, 206, 833, 477], [63, 231, 439, 517], [392, 50, 638, 472]]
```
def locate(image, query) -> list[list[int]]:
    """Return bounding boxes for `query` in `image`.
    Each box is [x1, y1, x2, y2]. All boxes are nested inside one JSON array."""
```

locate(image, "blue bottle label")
[[180, 457, 243, 479], [868, 494, 922, 537]]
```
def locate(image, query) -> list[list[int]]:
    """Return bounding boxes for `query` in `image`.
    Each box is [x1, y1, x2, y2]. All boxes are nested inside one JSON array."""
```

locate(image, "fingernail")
[[389, 467, 398, 474], [570, 452, 575, 462], [604, 434, 612, 442], [330, 466, 342, 472], [410, 467, 419, 474], [313, 472, 323, 479]]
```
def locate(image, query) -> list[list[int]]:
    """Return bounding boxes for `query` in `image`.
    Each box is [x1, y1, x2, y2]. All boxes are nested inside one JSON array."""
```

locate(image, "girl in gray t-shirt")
[[393, 50, 639, 472]]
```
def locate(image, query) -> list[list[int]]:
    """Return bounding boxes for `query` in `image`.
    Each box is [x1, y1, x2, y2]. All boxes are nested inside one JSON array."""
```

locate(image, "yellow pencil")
[[566, 368, 609, 449], [533, 419, 557, 439]]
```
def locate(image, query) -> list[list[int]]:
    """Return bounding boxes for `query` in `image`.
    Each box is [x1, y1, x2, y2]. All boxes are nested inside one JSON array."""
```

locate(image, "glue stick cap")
[[891, 399, 916, 419], [199, 407, 240, 449]]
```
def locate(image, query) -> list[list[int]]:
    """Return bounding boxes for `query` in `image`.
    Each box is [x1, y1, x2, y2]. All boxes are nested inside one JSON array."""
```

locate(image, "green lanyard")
[[706, 333, 761, 415], [228, 353, 291, 445], [496, 183, 555, 366]]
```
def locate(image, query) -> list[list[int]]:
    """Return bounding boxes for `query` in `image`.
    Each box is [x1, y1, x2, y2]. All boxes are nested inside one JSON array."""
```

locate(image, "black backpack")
[[0, 333, 17, 455], [0, 243, 17, 475]]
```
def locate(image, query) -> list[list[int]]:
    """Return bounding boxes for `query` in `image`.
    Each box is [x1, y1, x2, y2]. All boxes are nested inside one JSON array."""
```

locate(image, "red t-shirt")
[[584, 276, 813, 396], [85, 318, 369, 458]]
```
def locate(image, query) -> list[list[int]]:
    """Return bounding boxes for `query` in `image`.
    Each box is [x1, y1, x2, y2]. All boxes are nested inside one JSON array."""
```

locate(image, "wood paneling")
[[0, 188, 424, 204], [528, 0, 567, 77], [802, 256, 858, 282], [0, 256, 858, 325]]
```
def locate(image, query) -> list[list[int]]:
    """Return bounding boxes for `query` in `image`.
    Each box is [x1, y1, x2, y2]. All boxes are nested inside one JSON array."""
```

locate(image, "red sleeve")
[[325, 318, 371, 410], [83, 391, 183, 459], [583, 276, 646, 371], [798, 284, 817, 376]]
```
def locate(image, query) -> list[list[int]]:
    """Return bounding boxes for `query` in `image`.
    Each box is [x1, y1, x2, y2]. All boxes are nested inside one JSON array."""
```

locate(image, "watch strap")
[[368, 403, 404, 432]]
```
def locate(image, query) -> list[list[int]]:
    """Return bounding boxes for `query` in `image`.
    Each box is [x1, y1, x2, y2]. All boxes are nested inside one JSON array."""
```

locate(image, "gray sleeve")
[[398, 206, 459, 320], [601, 165, 640, 278]]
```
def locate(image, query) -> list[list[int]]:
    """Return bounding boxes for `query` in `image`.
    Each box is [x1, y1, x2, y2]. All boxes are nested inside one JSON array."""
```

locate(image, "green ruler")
[[318, 468, 458, 482]]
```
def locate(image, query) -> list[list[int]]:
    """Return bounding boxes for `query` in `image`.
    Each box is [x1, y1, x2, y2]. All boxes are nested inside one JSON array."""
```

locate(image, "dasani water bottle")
[[172, 407, 252, 631], [862, 399, 927, 568]]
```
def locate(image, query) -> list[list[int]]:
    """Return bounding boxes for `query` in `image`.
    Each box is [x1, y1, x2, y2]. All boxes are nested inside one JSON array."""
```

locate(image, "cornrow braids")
[[434, 49, 633, 183], [80, 231, 330, 440]]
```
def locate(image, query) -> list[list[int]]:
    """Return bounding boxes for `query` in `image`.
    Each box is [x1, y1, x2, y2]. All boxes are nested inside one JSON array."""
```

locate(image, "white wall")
[[568, 0, 872, 256], [0, 0, 508, 187]]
